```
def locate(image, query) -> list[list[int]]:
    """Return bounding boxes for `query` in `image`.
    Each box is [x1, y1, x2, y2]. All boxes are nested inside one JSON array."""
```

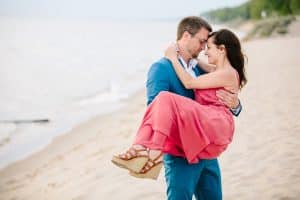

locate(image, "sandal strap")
[[141, 152, 163, 172], [119, 146, 148, 160], [125, 149, 136, 159], [151, 152, 163, 162]]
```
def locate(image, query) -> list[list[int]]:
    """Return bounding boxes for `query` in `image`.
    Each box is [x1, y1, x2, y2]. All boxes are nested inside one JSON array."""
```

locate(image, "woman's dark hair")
[[209, 29, 247, 89]]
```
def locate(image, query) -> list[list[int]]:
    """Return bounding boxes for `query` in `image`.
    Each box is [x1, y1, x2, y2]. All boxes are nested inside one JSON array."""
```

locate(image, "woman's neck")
[[216, 57, 231, 70]]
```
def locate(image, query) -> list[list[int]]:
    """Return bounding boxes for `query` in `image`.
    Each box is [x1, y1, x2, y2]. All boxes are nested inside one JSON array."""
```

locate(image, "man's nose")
[[200, 44, 206, 51]]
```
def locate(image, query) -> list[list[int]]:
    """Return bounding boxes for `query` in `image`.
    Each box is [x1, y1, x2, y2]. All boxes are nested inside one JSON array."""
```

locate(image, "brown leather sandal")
[[111, 147, 149, 173], [129, 152, 163, 180]]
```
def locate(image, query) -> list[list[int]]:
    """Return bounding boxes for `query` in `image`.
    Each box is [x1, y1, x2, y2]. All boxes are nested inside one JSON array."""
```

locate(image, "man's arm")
[[146, 62, 170, 105]]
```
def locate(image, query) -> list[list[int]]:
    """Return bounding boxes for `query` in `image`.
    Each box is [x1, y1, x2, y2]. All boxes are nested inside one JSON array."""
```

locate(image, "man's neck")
[[177, 41, 192, 64]]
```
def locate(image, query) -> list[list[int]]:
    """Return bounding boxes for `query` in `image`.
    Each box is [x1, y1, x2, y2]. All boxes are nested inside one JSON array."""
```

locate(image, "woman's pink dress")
[[134, 88, 234, 164]]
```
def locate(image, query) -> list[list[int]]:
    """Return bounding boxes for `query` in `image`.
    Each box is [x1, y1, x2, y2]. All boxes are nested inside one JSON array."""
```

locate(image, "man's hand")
[[216, 89, 239, 109]]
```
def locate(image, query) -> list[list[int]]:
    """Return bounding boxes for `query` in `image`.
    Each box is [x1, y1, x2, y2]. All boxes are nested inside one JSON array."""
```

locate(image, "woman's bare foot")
[[118, 144, 147, 159], [112, 144, 149, 173]]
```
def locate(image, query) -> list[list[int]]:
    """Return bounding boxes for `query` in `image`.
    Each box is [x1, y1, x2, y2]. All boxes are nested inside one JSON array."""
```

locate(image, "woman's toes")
[[119, 153, 127, 159]]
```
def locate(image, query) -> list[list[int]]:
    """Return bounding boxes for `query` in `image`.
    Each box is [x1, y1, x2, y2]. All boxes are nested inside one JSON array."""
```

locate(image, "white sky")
[[0, 0, 249, 19]]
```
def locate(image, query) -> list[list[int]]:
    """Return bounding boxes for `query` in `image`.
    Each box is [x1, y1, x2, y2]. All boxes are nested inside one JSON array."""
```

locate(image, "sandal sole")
[[129, 162, 163, 180], [111, 156, 148, 173]]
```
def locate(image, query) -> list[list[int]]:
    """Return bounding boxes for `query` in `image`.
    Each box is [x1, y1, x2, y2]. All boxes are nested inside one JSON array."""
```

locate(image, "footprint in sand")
[[47, 182, 57, 188], [72, 144, 84, 151], [72, 194, 87, 200], [5, 179, 17, 185], [25, 169, 40, 180]]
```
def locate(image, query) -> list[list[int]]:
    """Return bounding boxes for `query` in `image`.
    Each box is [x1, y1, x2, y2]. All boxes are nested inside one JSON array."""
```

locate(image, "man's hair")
[[177, 16, 212, 40]]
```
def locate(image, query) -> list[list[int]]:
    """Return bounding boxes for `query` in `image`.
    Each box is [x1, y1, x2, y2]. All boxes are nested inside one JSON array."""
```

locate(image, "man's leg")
[[194, 159, 222, 200], [164, 154, 204, 200]]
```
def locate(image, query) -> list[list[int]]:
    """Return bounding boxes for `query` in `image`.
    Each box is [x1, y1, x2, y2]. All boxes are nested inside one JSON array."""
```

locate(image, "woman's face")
[[205, 37, 222, 65]]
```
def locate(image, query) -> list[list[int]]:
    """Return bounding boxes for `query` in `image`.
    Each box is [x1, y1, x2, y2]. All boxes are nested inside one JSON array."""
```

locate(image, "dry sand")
[[0, 35, 300, 199]]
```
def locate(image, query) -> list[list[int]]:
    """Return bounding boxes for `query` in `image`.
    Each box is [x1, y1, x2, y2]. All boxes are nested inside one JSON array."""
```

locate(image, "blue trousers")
[[164, 154, 222, 200]]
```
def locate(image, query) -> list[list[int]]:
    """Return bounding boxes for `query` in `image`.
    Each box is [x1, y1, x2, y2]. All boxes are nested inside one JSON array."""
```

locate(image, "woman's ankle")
[[132, 144, 146, 150], [148, 149, 162, 160]]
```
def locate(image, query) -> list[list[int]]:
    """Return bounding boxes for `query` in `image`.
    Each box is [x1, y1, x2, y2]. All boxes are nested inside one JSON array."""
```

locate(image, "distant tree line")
[[202, 0, 300, 22]]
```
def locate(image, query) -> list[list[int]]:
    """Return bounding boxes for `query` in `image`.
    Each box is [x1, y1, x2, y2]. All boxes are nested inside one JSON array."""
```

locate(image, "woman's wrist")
[[170, 57, 178, 65]]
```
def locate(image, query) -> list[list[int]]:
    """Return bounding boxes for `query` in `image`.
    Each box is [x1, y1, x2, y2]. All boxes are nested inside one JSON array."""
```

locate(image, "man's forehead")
[[195, 28, 209, 39]]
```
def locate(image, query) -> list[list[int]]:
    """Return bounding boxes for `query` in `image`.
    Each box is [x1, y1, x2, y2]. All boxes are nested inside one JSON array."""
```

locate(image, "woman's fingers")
[[164, 43, 178, 60]]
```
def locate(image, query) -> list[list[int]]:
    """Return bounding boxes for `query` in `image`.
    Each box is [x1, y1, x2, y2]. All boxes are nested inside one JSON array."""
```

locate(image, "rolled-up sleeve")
[[230, 100, 242, 116]]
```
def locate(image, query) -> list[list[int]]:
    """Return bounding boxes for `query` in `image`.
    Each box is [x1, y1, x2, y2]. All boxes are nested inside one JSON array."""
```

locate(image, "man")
[[146, 16, 241, 200]]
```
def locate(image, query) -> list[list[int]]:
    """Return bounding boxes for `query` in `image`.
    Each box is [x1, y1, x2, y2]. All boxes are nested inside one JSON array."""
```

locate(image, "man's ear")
[[183, 31, 190, 39]]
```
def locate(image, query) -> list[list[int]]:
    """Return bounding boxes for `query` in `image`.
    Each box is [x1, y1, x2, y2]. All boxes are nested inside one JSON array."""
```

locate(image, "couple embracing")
[[112, 16, 247, 200]]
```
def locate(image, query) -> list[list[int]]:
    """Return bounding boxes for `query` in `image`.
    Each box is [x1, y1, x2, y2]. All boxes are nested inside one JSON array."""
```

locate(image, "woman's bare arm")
[[197, 58, 216, 72], [169, 58, 233, 89]]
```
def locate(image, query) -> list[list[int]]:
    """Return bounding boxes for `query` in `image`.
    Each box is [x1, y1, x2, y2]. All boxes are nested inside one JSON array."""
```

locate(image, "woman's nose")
[[204, 49, 208, 56]]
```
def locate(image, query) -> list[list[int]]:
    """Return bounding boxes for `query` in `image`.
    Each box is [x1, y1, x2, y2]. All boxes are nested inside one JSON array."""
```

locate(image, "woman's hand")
[[164, 43, 179, 62]]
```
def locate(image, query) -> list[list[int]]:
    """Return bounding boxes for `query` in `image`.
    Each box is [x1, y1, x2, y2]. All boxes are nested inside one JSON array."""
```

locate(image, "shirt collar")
[[178, 56, 198, 70]]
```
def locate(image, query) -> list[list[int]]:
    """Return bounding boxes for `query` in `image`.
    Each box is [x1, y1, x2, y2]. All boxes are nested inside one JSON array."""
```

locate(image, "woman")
[[112, 29, 247, 180]]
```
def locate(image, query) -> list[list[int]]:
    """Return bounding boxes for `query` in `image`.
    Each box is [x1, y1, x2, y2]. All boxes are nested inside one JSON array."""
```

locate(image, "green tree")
[[250, 0, 267, 19], [202, 0, 300, 22], [270, 0, 292, 15], [290, 0, 300, 14]]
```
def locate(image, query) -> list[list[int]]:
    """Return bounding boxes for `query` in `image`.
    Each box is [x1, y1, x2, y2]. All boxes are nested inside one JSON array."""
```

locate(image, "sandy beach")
[[1, 32, 300, 200]]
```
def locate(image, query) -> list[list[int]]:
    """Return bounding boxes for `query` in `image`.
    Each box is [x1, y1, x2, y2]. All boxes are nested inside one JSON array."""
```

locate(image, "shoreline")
[[0, 89, 147, 175], [0, 87, 145, 171]]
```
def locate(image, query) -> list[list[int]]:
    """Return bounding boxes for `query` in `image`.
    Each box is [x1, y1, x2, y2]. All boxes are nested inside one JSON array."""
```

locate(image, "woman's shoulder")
[[215, 67, 237, 78], [217, 68, 239, 90]]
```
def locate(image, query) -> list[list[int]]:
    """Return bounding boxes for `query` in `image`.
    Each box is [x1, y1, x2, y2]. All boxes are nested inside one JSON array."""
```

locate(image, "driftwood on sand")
[[0, 119, 50, 124]]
